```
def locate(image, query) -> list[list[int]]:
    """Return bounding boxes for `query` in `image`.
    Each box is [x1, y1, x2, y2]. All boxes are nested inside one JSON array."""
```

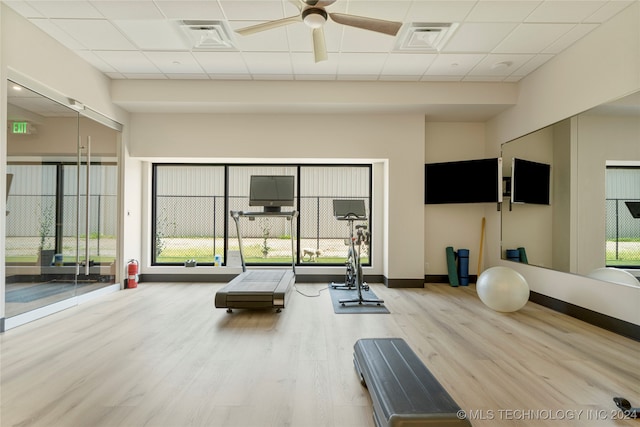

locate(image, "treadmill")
[[215, 175, 298, 313]]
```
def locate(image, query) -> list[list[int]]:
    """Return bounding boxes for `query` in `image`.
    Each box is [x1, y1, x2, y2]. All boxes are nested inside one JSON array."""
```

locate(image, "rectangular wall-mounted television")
[[249, 175, 295, 212], [511, 158, 551, 205], [425, 158, 503, 204]]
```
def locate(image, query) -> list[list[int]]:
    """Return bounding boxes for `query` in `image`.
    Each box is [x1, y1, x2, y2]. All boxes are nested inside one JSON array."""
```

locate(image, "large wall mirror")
[[501, 91, 640, 281], [5, 79, 121, 326]]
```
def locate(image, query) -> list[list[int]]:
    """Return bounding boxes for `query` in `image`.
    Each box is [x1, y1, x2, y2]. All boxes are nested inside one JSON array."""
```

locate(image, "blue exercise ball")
[[476, 266, 529, 312]]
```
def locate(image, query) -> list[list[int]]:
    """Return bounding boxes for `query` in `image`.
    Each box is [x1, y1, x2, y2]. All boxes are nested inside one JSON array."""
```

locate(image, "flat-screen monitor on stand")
[[249, 175, 295, 213], [333, 199, 367, 220]]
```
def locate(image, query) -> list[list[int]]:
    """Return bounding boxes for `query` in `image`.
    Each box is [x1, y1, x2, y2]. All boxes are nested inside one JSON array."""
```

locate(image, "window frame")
[[151, 163, 373, 267]]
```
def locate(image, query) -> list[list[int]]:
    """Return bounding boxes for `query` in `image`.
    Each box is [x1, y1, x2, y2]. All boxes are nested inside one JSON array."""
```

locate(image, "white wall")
[[129, 113, 425, 283]]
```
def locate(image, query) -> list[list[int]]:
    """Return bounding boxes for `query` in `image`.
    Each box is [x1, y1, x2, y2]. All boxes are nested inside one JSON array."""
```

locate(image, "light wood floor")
[[1, 282, 638, 427]]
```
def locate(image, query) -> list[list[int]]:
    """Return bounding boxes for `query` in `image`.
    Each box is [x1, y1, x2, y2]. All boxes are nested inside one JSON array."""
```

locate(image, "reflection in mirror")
[[5, 80, 120, 320], [501, 91, 640, 281]]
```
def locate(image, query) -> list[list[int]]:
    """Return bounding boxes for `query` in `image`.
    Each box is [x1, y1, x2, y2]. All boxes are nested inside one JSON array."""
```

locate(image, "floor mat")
[[328, 285, 389, 314]]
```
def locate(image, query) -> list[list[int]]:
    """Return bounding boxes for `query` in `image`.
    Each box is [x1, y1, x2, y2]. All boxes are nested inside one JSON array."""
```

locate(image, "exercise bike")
[[331, 215, 369, 291], [330, 199, 382, 306]]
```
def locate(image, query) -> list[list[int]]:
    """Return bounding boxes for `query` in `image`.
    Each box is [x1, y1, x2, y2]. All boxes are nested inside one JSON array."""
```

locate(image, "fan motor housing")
[[302, 8, 328, 28]]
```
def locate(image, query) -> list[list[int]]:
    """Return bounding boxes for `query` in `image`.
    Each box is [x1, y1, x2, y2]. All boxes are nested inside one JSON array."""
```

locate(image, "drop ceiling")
[[3, 0, 635, 82]]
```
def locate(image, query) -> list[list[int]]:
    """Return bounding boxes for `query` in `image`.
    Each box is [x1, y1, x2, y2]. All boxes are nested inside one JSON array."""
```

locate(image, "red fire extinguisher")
[[126, 259, 139, 289]]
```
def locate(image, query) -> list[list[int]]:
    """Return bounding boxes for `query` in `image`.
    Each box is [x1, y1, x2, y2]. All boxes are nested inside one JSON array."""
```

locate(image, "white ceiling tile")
[[424, 53, 485, 76], [144, 51, 205, 74], [340, 26, 399, 53], [344, 0, 411, 21], [465, 1, 541, 22], [220, 1, 288, 21], [543, 23, 598, 53], [154, 1, 226, 20], [509, 53, 554, 76], [231, 21, 291, 52], [30, 19, 87, 50], [93, 51, 160, 73], [28, 1, 102, 19], [51, 19, 138, 50], [525, 1, 607, 23], [336, 53, 387, 75], [193, 52, 250, 74], [113, 20, 188, 50], [585, 1, 634, 23], [442, 23, 518, 52], [89, 1, 164, 20], [469, 54, 534, 76], [242, 52, 293, 75], [493, 23, 575, 54], [4, 1, 45, 18], [381, 53, 437, 75], [406, 1, 477, 22]]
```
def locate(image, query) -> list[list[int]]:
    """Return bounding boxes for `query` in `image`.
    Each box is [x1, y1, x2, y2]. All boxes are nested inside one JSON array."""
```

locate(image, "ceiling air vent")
[[180, 20, 236, 51], [394, 23, 458, 52]]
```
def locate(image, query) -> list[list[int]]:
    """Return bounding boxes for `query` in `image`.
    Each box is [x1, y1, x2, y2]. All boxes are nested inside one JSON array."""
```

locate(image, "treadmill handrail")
[[230, 210, 299, 273]]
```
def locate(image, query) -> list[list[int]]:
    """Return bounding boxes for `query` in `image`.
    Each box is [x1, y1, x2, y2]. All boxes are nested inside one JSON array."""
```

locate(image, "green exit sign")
[[12, 122, 28, 134]]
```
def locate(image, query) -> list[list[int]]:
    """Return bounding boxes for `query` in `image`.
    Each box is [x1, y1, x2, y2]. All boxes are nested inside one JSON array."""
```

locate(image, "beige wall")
[[500, 126, 554, 269], [129, 112, 425, 281], [424, 122, 489, 276]]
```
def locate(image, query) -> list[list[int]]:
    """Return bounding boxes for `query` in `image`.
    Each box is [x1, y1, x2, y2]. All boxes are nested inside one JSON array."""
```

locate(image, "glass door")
[[74, 117, 118, 294], [4, 80, 119, 324]]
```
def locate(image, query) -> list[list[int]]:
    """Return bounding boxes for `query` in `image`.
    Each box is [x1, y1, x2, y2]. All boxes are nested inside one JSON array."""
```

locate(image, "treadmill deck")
[[215, 270, 295, 311]]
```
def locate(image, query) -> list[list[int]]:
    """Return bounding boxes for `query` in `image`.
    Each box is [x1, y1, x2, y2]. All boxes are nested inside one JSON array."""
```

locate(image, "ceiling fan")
[[234, 0, 403, 63]]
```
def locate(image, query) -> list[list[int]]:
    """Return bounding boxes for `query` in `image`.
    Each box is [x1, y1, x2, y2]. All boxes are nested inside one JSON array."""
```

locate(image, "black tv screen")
[[425, 158, 502, 204], [249, 175, 295, 212], [511, 158, 551, 205]]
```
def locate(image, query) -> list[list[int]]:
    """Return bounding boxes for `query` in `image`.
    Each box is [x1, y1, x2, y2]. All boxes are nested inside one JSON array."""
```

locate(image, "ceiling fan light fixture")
[[302, 8, 327, 29]]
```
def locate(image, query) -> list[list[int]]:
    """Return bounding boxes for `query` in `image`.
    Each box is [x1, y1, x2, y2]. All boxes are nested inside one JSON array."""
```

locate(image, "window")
[[151, 164, 372, 266], [605, 166, 640, 267], [153, 165, 226, 265]]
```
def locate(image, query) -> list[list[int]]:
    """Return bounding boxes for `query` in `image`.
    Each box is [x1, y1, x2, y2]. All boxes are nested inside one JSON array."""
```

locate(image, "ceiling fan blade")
[[329, 13, 402, 36], [235, 15, 301, 36], [312, 27, 328, 62]]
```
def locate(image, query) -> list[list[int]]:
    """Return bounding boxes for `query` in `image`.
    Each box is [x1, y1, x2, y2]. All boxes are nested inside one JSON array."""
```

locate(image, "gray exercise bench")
[[353, 338, 472, 427]]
